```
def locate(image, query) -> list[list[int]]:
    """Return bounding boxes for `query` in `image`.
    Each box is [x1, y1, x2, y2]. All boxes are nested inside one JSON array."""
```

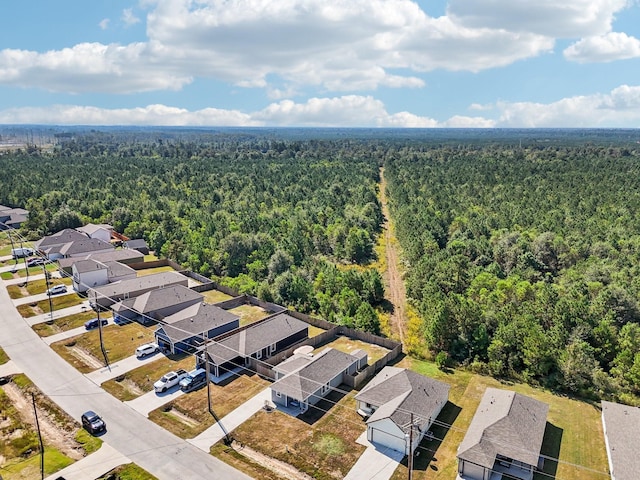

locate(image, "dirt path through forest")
[[378, 168, 407, 344]]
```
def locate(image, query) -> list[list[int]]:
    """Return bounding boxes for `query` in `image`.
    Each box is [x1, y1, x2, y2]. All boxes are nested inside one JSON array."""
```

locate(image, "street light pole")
[[42, 264, 53, 321]]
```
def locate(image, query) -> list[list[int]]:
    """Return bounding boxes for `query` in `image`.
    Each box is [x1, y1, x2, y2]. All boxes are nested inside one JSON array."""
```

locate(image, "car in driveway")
[[46, 284, 67, 295], [81, 410, 106, 434], [84, 317, 108, 330], [154, 369, 189, 393], [179, 368, 208, 392], [26, 257, 45, 267], [135, 342, 159, 358]]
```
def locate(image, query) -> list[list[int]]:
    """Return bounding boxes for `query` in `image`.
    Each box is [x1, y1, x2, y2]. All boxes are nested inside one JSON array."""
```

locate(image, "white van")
[[11, 247, 35, 259]]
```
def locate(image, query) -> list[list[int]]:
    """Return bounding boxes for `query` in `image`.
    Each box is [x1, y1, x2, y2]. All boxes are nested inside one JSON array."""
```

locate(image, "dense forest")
[[2, 127, 640, 403], [385, 143, 640, 403]]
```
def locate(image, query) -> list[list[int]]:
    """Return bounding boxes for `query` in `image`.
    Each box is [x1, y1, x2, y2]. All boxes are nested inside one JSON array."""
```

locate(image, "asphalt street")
[[0, 280, 251, 480]]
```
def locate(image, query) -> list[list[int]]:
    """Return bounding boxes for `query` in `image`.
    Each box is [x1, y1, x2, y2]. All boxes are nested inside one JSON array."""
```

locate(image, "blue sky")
[[1, 0, 640, 127]]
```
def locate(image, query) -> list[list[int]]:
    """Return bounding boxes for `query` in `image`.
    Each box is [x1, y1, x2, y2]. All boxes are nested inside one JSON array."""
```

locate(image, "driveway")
[[27, 301, 93, 326], [12, 289, 74, 306], [43, 443, 129, 480], [4, 272, 46, 285], [126, 386, 186, 416], [43, 318, 115, 345], [0, 281, 250, 480], [85, 351, 163, 384], [343, 431, 405, 480]]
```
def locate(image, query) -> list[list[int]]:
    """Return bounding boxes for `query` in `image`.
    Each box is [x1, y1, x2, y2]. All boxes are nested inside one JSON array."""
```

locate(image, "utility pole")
[[32, 393, 44, 480], [407, 413, 414, 480], [204, 342, 231, 445], [42, 264, 53, 321], [97, 307, 110, 370]]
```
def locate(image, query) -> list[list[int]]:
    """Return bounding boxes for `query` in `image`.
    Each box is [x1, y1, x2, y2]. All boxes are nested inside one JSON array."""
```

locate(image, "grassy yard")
[[317, 335, 390, 364], [385, 357, 610, 480], [0, 346, 8, 364], [308, 325, 328, 338], [96, 463, 158, 480], [6, 277, 72, 299], [228, 304, 271, 326], [148, 372, 270, 438], [0, 262, 58, 280], [17, 293, 84, 318], [136, 266, 175, 276], [201, 289, 233, 304], [102, 353, 196, 401], [219, 387, 366, 480], [51, 322, 157, 373], [33, 311, 112, 337]]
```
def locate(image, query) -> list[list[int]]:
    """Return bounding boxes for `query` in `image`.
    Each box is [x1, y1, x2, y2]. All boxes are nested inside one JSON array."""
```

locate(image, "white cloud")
[[495, 84, 640, 127], [99, 18, 110, 30], [122, 8, 140, 27], [0, 43, 192, 93], [0, 0, 556, 95], [447, 0, 629, 37], [564, 32, 640, 62]]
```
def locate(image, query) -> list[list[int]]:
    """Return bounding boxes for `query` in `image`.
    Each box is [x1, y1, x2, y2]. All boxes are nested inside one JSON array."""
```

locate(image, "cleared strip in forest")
[[378, 167, 407, 344]]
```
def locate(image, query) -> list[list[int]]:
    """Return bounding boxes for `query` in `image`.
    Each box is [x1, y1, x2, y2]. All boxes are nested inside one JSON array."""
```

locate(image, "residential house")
[[354, 367, 450, 455], [0, 205, 28, 230], [58, 249, 144, 274], [35, 229, 89, 259], [601, 400, 640, 480], [123, 238, 150, 255], [197, 313, 308, 379], [72, 259, 136, 293], [271, 347, 367, 415], [457, 388, 549, 480], [57, 237, 114, 259], [76, 223, 113, 243], [154, 303, 240, 354], [111, 284, 203, 324], [87, 271, 188, 309]]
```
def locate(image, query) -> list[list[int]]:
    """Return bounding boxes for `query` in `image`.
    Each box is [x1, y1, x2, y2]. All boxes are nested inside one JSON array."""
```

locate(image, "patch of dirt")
[[69, 346, 104, 370], [2, 382, 84, 460], [119, 378, 144, 396], [166, 408, 200, 428], [379, 168, 407, 343], [231, 440, 314, 480]]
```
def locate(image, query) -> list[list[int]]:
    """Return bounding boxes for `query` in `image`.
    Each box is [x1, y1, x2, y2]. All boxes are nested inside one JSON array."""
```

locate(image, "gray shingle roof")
[[58, 249, 144, 269], [58, 237, 113, 256], [156, 303, 240, 343], [127, 285, 202, 314], [355, 366, 450, 433], [90, 271, 188, 299], [76, 223, 113, 235], [35, 229, 88, 250], [273, 348, 361, 401], [204, 313, 308, 365], [601, 400, 640, 480], [457, 387, 548, 469]]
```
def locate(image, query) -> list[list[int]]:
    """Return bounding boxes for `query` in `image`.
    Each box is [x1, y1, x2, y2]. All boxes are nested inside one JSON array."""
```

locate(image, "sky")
[[1, 0, 640, 128]]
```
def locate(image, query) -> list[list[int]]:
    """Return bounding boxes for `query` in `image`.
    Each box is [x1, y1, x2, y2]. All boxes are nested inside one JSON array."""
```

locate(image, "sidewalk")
[[343, 431, 404, 480], [0, 359, 21, 377], [4, 272, 46, 285], [44, 443, 130, 480], [188, 387, 271, 451]]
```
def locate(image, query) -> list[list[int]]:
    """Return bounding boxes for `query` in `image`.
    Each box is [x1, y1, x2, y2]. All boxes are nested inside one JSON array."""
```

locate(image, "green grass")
[[0, 346, 9, 364], [228, 304, 271, 326], [0, 447, 75, 480], [96, 463, 159, 480], [75, 428, 103, 454], [17, 293, 84, 318], [317, 335, 391, 364], [201, 289, 233, 304], [33, 311, 110, 337]]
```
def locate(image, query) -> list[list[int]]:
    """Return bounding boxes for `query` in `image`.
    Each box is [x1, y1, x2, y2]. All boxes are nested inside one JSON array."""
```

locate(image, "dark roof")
[[601, 401, 640, 480], [35, 229, 88, 250], [355, 367, 450, 432], [59, 237, 114, 256], [272, 348, 363, 401], [77, 223, 113, 235], [124, 239, 149, 249], [204, 313, 308, 365], [58, 249, 144, 269], [457, 387, 549, 469], [90, 271, 188, 299], [156, 303, 240, 343], [114, 285, 202, 315]]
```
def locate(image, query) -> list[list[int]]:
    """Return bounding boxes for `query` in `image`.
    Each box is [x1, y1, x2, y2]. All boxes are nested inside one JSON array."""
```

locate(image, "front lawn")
[[17, 293, 84, 318], [148, 373, 269, 438], [51, 322, 157, 373], [33, 311, 112, 337]]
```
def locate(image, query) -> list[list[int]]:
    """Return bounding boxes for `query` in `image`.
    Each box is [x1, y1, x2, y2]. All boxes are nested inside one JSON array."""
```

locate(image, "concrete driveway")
[[12, 289, 73, 306], [343, 431, 405, 480], [85, 350, 163, 384], [126, 386, 186, 416], [26, 301, 93, 326], [43, 318, 115, 345]]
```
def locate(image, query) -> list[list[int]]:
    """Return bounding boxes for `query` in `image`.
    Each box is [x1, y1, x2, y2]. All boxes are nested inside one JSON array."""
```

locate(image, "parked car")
[[26, 257, 45, 267], [154, 369, 189, 393], [179, 368, 208, 392], [11, 247, 34, 259], [81, 410, 106, 434], [84, 318, 108, 330], [46, 285, 67, 295], [135, 342, 159, 358]]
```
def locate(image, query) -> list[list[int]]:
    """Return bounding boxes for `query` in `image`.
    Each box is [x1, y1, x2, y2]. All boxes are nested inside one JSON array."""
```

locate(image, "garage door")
[[370, 427, 406, 454]]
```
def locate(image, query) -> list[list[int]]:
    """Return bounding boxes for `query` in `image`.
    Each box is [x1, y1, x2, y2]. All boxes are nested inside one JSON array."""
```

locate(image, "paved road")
[[0, 281, 251, 480]]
